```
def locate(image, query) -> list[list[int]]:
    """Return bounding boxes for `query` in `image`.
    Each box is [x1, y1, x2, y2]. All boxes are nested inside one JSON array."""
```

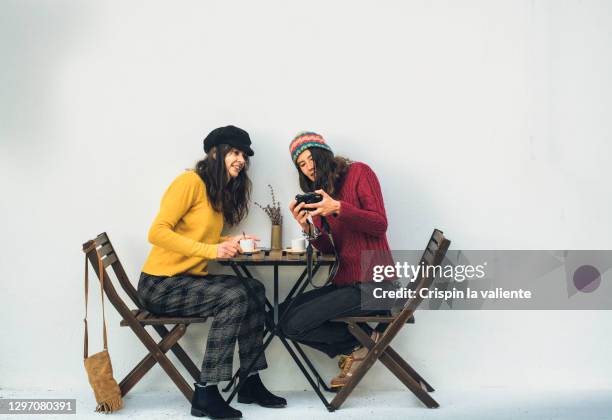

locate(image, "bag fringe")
[[95, 396, 123, 413]]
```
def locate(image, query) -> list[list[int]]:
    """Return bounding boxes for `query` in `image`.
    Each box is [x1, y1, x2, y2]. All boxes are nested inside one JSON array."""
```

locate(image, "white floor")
[[1, 388, 611, 420]]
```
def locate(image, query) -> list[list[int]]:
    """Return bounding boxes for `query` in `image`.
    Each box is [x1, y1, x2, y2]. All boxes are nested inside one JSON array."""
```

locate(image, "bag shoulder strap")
[[83, 242, 109, 359]]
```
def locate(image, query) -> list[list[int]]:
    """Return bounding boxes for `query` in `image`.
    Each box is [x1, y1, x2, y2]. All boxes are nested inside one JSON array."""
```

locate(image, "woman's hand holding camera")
[[289, 200, 310, 231], [303, 189, 341, 217], [289, 189, 341, 231]]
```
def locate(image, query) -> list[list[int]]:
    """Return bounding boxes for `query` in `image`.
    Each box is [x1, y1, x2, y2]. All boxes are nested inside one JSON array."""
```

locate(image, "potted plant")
[[255, 184, 283, 250]]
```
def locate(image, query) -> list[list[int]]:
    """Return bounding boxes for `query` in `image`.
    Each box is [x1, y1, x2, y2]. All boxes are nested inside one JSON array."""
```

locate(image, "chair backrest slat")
[[431, 229, 444, 246], [386, 229, 450, 338], [423, 248, 436, 265], [83, 232, 144, 313], [414, 231, 449, 296], [98, 244, 114, 258], [103, 253, 118, 268], [83, 238, 136, 327], [426, 241, 439, 255], [95, 233, 109, 247]]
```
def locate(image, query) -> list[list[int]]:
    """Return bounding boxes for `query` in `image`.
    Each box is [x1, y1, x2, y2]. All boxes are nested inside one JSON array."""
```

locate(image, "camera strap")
[[305, 215, 339, 289]]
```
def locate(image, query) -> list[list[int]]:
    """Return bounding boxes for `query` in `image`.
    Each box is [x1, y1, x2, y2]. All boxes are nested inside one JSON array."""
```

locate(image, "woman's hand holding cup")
[[217, 239, 241, 258], [217, 234, 259, 258]]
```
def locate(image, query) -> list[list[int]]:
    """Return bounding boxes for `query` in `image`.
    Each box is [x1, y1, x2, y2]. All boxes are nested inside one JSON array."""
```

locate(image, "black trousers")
[[279, 281, 395, 358]]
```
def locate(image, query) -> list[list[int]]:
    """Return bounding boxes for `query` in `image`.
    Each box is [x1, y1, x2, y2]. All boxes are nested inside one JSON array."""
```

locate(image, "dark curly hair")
[[195, 144, 251, 226], [295, 147, 351, 197]]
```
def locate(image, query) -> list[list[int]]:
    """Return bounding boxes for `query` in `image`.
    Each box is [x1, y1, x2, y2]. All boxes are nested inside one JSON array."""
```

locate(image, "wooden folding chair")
[[328, 229, 451, 411], [82, 232, 208, 402]]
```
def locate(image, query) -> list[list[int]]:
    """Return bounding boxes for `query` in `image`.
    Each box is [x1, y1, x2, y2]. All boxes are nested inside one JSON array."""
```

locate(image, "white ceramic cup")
[[239, 239, 255, 253], [291, 238, 306, 251]]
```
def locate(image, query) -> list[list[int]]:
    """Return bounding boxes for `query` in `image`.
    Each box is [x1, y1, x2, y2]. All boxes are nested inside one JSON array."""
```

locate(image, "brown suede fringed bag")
[[83, 243, 123, 413]]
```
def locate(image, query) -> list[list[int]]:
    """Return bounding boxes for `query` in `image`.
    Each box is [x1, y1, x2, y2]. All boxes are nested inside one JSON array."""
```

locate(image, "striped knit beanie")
[[289, 131, 333, 163]]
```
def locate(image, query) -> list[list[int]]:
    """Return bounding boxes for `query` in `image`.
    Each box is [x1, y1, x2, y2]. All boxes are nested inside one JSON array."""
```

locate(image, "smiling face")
[[296, 148, 315, 182], [224, 147, 246, 178]]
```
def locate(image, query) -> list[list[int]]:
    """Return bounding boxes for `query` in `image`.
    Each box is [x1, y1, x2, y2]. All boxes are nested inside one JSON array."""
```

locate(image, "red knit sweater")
[[311, 162, 394, 286]]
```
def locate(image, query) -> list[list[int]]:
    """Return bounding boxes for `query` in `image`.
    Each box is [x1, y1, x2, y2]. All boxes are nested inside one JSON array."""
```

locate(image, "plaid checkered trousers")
[[137, 272, 268, 383]]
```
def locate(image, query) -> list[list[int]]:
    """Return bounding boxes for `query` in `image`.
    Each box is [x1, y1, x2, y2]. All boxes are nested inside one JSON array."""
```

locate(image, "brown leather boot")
[[330, 331, 381, 389]]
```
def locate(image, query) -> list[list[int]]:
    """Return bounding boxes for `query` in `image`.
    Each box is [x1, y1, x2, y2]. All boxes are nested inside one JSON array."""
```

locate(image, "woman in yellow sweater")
[[138, 126, 286, 419]]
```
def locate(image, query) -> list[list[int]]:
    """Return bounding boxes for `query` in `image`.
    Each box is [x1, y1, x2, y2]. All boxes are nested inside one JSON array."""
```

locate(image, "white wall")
[[1, 0, 611, 393]]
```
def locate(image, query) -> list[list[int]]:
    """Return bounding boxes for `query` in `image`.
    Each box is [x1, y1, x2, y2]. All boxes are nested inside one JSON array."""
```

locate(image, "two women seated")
[[137, 126, 395, 419]]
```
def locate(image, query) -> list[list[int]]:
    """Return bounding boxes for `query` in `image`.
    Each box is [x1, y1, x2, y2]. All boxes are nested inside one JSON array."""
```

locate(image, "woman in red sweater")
[[281, 131, 396, 389]]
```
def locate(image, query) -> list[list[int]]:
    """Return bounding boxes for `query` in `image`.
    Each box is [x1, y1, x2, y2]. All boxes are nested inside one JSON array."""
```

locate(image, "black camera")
[[295, 192, 323, 205]]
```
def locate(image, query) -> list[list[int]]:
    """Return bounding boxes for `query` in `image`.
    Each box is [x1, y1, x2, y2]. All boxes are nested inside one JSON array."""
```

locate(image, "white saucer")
[[285, 248, 306, 254]]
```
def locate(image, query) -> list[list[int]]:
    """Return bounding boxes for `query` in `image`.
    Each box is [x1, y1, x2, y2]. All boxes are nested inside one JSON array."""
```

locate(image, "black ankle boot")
[[237, 374, 287, 408], [191, 384, 242, 419]]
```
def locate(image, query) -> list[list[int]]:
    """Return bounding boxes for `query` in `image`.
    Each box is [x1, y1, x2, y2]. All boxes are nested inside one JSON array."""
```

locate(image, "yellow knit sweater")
[[142, 170, 229, 276]]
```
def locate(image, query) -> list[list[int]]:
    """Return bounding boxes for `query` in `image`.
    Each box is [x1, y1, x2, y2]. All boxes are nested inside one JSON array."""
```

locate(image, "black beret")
[[203, 125, 254, 156]]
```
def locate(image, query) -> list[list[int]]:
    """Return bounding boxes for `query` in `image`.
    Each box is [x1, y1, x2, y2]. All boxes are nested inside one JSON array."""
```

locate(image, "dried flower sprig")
[[254, 184, 283, 225]]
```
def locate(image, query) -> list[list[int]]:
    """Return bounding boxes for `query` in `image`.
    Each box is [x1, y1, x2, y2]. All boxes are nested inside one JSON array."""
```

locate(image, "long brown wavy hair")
[[195, 144, 251, 226], [295, 147, 351, 197]]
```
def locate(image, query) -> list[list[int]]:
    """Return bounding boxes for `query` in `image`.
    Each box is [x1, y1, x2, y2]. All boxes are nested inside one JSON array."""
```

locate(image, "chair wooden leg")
[[153, 325, 201, 381], [126, 320, 195, 402], [385, 345, 435, 392], [347, 323, 439, 408], [120, 324, 187, 397], [352, 326, 435, 392], [353, 328, 435, 392], [329, 326, 386, 410], [378, 352, 439, 408]]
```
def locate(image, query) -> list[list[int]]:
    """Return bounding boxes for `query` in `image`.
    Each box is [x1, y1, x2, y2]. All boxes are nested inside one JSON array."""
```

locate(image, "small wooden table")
[[217, 249, 337, 409]]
